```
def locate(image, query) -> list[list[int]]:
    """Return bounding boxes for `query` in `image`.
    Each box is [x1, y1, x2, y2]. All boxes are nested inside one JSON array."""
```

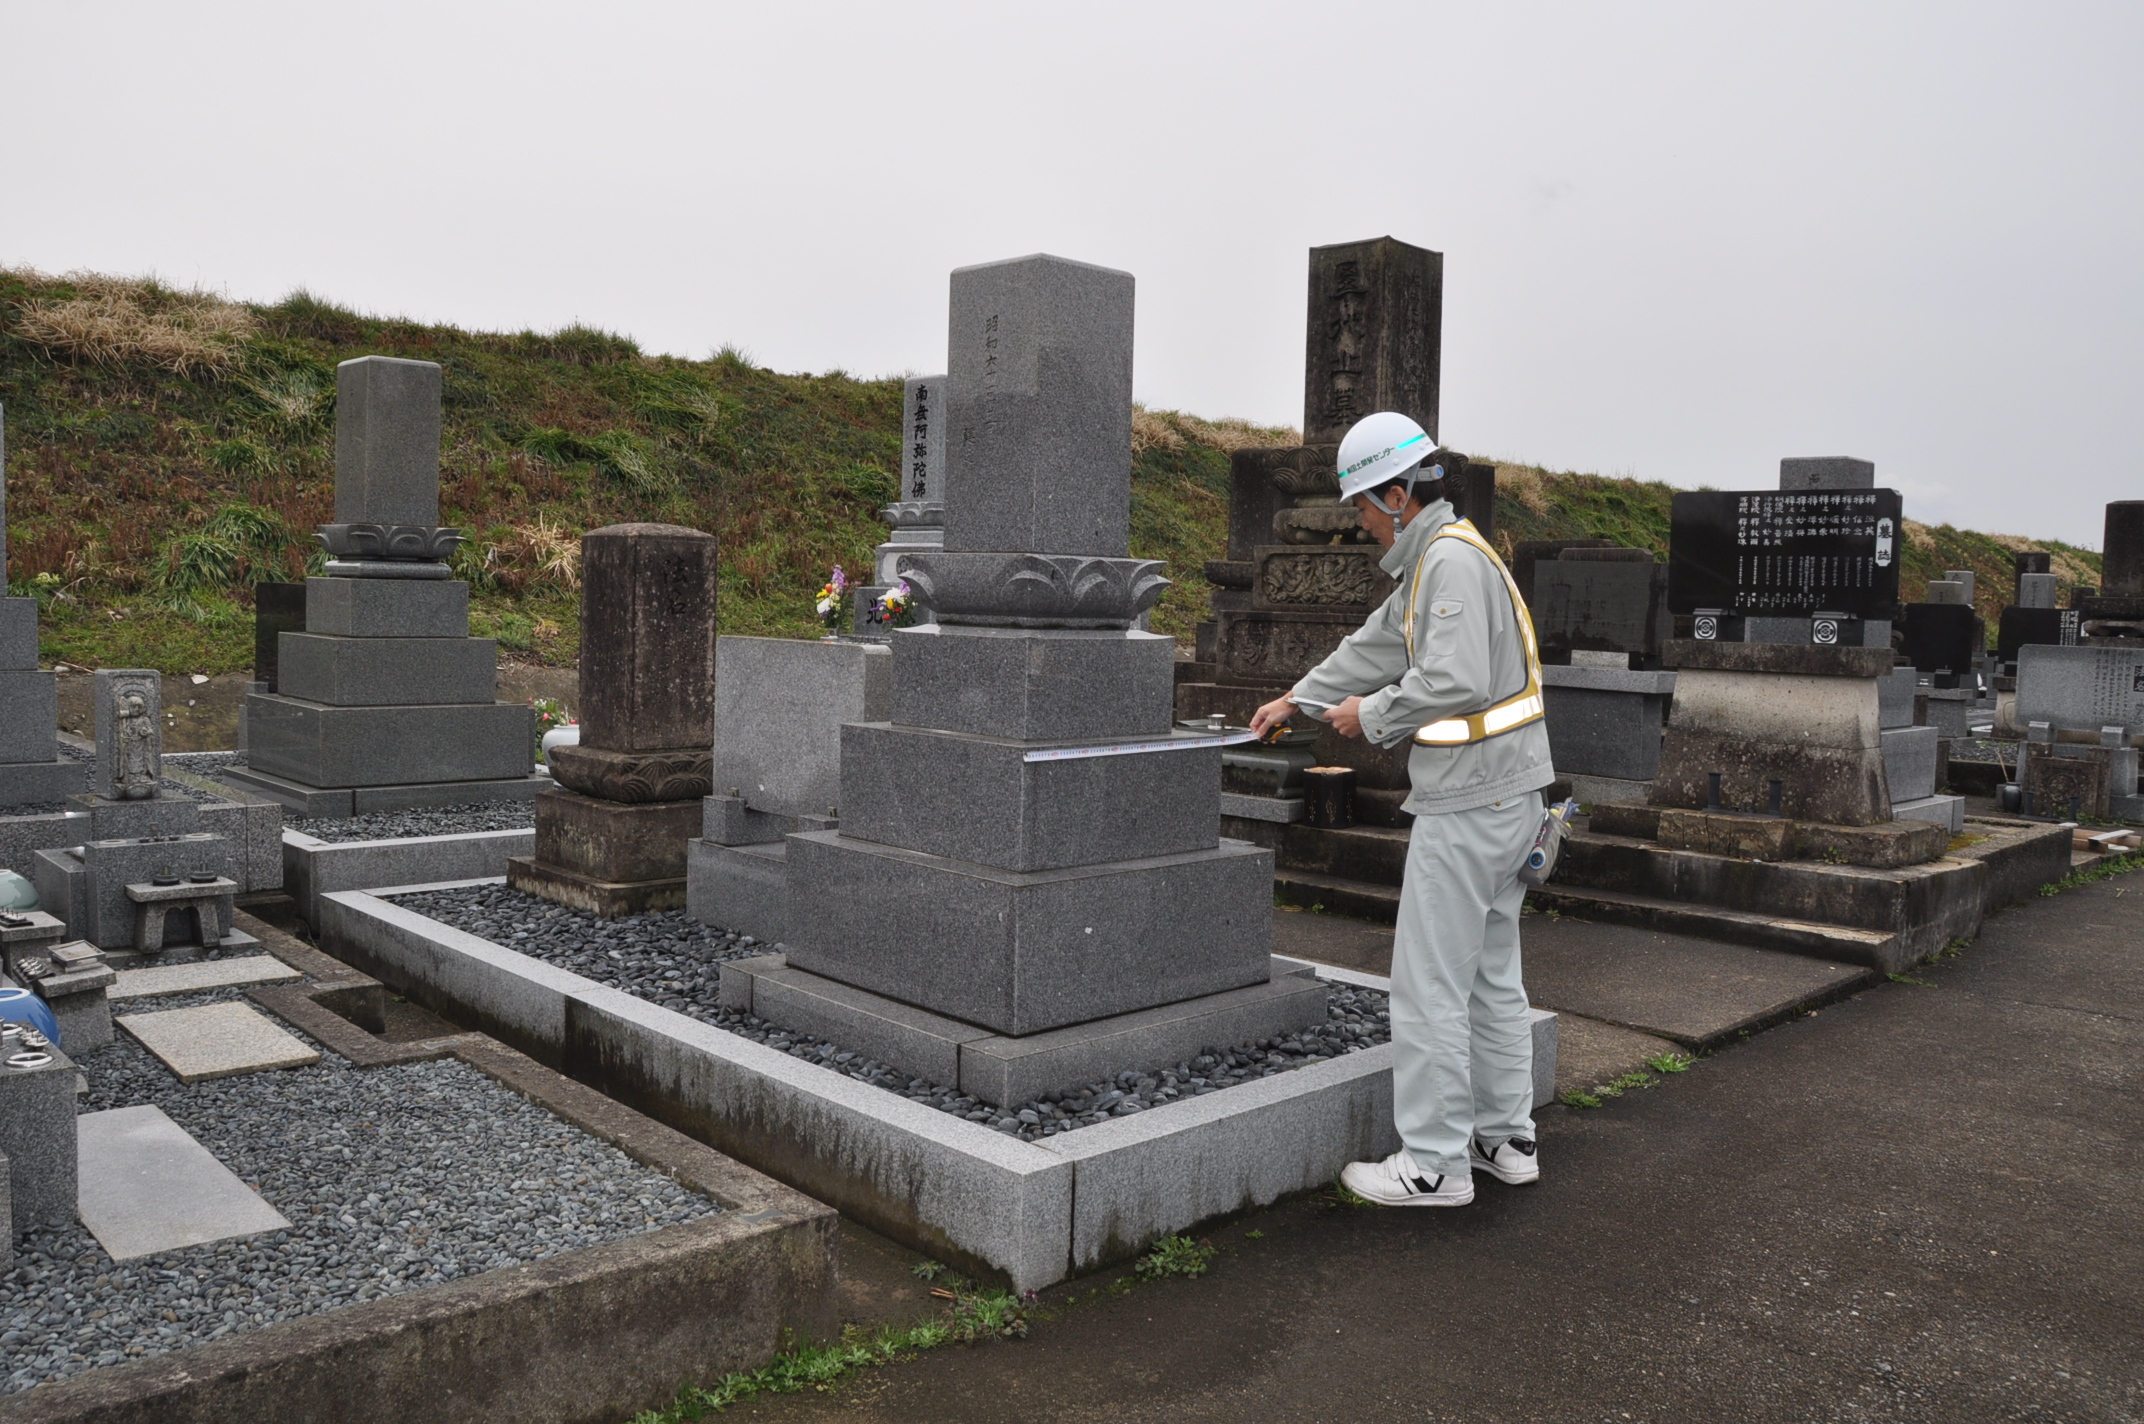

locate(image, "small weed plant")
[[1887, 972, 1936, 987], [1134, 1235, 1217, 1281], [1644, 1051, 1694, 1074], [2039, 852, 2142, 897]]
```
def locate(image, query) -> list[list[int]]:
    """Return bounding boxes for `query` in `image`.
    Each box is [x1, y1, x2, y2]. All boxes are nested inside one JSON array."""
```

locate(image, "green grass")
[[5, 266, 2100, 678], [2038, 851, 2144, 896], [1133, 1234, 1218, 1280]]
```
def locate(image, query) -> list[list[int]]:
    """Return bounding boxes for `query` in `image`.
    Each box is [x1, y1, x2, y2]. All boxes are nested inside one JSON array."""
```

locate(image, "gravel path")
[[1, 988, 719, 1397], [288, 802, 538, 842], [394, 884, 1393, 1143]]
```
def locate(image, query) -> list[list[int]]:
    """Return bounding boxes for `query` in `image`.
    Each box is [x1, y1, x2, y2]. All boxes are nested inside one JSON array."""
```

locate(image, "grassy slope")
[[0, 268, 2097, 676]]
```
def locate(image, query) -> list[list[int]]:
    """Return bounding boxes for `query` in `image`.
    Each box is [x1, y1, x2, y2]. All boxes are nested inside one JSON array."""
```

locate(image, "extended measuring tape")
[[1021, 731, 1260, 764]]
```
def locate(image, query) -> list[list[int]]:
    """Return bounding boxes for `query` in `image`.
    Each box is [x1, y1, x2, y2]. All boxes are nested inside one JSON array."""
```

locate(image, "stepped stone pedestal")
[[510, 523, 718, 914], [218, 358, 540, 817], [762, 254, 1323, 1104]]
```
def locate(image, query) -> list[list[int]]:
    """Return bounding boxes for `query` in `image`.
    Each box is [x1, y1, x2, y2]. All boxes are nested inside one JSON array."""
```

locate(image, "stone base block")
[[889, 624, 1177, 741], [782, 831, 1274, 1036], [685, 838, 789, 943], [1218, 792, 1305, 824], [303, 575, 469, 638], [506, 855, 686, 917], [718, 952, 1331, 1108], [699, 793, 836, 847], [217, 762, 549, 817], [1646, 806, 1948, 868], [1209, 608, 1367, 688], [0, 670, 59, 764], [1540, 683, 1667, 781], [0, 1040, 77, 1230], [532, 788, 700, 884], [0, 809, 88, 878], [40, 975, 115, 1052], [72, 793, 201, 841], [0, 759, 87, 810], [1556, 774, 1652, 809], [1891, 794, 1966, 835], [278, 633, 499, 706], [33, 834, 232, 951], [1653, 729, 1890, 826], [1792, 817, 1953, 869], [714, 635, 890, 824], [1656, 808, 1789, 859], [243, 693, 534, 789], [839, 723, 1222, 872], [2021, 743, 2116, 820], [0, 597, 35, 669], [1882, 725, 1940, 804], [547, 744, 712, 804]]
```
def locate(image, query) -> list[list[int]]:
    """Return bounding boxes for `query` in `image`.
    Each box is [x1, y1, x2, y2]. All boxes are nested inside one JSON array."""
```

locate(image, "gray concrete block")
[[1038, 1044, 1397, 1273], [889, 625, 1176, 741], [685, 837, 788, 942], [304, 575, 469, 638], [0, 810, 87, 878], [957, 967, 1330, 1108], [2017, 644, 2144, 733], [1219, 792, 1305, 824], [782, 831, 1274, 1036], [39, 969, 114, 1053], [110, 955, 300, 1002], [0, 596, 36, 670], [76, 1103, 294, 1259], [0, 670, 58, 763], [75, 834, 232, 950], [1539, 684, 1666, 781], [1921, 686, 1975, 738], [714, 637, 891, 823], [335, 356, 442, 527], [244, 693, 534, 788], [1527, 1005, 1558, 1110], [1778, 456, 1875, 491], [699, 793, 835, 847], [751, 963, 995, 1086], [196, 793, 286, 893], [1892, 794, 1965, 834], [74, 793, 200, 841], [1878, 666, 1918, 729], [2017, 572, 2060, 610], [116, 1000, 320, 1082], [278, 633, 499, 707], [839, 723, 1221, 872], [0, 1038, 78, 1229], [30, 847, 87, 938], [0, 760, 87, 811], [283, 826, 535, 925], [1882, 725, 1941, 804], [1563, 773, 1652, 808], [942, 254, 1135, 559], [214, 763, 355, 818]]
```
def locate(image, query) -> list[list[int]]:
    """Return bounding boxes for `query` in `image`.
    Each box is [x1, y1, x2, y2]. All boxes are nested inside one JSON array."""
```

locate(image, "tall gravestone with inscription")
[[1177, 237, 1493, 832], [2077, 501, 2144, 643], [219, 357, 541, 816], [2013, 643, 2144, 821], [0, 404, 88, 808], [716, 254, 1325, 1107], [853, 376, 947, 635]]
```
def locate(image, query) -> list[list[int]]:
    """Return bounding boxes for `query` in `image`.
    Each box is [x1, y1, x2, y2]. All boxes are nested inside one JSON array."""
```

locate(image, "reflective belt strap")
[[1400, 519, 1547, 747]]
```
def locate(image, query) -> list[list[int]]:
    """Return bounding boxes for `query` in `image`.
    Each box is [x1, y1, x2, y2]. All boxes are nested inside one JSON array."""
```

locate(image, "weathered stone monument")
[[853, 375, 947, 634], [33, 672, 253, 958], [720, 254, 1325, 1103], [0, 403, 88, 809], [508, 524, 718, 914], [2014, 643, 2144, 820], [221, 357, 540, 816], [2078, 501, 2144, 643]]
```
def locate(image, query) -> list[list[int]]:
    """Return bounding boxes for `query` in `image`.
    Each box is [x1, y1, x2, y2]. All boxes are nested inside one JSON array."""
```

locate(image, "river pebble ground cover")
[[286, 801, 539, 843], [1, 987, 718, 1397], [393, 883, 1394, 1142]]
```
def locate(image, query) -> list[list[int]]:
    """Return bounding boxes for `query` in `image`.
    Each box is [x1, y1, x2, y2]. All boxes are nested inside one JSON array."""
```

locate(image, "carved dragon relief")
[[1258, 550, 1384, 607]]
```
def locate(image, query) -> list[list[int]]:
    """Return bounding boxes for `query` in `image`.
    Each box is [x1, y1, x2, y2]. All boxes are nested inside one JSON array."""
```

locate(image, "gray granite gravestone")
[[220, 357, 540, 816], [510, 524, 717, 915], [754, 254, 1321, 1099], [855, 375, 948, 636], [0, 1038, 77, 1232], [0, 404, 88, 808]]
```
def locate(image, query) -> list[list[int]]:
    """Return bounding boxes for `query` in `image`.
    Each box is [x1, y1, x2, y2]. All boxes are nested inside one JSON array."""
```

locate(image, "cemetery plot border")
[[318, 881, 1413, 1291]]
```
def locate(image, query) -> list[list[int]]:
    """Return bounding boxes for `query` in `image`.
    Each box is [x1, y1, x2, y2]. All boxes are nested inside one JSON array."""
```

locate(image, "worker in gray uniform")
[[1249, 410, 1555, 1207]]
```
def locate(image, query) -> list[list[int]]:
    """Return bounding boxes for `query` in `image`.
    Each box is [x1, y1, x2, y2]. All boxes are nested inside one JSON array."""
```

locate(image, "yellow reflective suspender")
[[1400, 518, 1547, 747]]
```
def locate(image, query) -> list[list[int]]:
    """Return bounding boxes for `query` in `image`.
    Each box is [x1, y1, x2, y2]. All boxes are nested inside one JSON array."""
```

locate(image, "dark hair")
[[1373, 448, 1459, 508]]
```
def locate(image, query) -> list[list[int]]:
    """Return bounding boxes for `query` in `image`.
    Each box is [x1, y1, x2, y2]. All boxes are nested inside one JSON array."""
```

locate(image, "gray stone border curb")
[[283, 827, 535, 927]]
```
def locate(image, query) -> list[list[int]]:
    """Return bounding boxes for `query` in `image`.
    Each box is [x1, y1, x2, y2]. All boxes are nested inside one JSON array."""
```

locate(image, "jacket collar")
[[1378, 498, 1458, 578]]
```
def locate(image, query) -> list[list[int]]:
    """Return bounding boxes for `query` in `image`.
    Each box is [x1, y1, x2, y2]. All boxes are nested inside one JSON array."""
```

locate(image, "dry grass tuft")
[[1903, 518, 1938, 554], [1497, 464, 1557, 516], [9, 268, 255, 375], [1132, 404, 1299, 457]]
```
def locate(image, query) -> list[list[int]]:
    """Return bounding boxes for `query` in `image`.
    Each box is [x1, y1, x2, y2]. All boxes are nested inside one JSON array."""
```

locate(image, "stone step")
[[1521, 883, 1900, 968], [1273, 869, 1402, 923]]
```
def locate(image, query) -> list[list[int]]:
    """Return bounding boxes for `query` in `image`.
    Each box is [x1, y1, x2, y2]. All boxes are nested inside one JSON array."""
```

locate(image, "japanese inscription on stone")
[[1669, 489, 1904, 619]]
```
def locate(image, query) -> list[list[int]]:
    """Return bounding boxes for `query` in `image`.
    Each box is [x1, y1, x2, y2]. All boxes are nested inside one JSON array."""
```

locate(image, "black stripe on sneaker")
[[1407, 1173, 1440, 1194]]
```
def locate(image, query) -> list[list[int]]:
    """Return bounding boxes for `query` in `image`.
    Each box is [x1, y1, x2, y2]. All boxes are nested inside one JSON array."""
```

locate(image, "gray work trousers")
[[1389, 793, 1539, 1177]]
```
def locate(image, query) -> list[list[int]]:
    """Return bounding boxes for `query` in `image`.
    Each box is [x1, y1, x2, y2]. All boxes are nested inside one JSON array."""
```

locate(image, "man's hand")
[[1328, 695, 1366, 739], [1249, 695, 1298, 738]]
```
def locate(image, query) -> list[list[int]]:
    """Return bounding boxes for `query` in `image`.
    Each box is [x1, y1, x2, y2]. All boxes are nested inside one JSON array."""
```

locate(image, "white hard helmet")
[[1336, 412, 1441, 519]]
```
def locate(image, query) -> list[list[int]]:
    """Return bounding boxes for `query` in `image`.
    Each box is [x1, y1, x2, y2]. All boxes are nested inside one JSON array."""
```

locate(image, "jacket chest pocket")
[[1422, 597, 1466, 660]]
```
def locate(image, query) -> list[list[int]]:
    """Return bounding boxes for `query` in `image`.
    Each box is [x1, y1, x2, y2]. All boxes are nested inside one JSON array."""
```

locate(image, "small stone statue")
[[115, 689, 158, 800]]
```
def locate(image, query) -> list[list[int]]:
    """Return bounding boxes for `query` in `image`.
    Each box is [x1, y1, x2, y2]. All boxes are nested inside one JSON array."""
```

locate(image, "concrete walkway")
[[744, 871, 2143, 1422]]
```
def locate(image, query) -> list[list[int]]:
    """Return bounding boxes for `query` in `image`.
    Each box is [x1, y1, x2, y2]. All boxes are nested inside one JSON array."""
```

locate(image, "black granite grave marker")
[[1998, 606, 2079, 667], [1668, 489, 1903, 619], [1901, 602, 1980, 674], [251, 582, 306, 693], [1532, 557, 1670, 663]]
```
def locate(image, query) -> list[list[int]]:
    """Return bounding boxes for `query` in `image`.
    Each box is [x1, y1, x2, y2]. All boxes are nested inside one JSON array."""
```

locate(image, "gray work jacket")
[[1289, 499, 1556, 816]]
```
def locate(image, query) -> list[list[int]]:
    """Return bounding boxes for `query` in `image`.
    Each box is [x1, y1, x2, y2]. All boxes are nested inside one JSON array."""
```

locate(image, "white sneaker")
[[1340, 1148, 1474, 1207], [1469, 1134, 1541, 1185]]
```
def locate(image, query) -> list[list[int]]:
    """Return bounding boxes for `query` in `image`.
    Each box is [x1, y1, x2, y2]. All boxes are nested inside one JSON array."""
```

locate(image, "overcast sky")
[[6, 2, 2138, 546]]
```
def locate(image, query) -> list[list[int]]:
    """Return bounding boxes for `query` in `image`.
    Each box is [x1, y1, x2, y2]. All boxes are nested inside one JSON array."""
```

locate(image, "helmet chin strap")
[[1363, 463, 1439, 533]]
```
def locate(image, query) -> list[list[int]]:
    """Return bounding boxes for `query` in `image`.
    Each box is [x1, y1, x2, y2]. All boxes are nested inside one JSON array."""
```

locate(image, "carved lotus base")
[[315, 523, 468, 562], [901, 553, 1171, 629], [546, 744, 713, 803]]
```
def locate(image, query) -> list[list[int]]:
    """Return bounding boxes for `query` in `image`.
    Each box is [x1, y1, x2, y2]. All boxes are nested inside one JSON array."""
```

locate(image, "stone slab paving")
[[108, 954, 301, 1002], [76, 1103, 292, 1261], [115, 1001, 321, 1082], [1520, 914, 1873, 1047]]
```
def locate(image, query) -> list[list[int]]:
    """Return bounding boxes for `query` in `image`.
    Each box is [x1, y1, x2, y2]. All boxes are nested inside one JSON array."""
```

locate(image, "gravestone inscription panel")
[[1303, 238, 1442, 448], [2015, 645, 2144, 732], [1668, 489, 1903, 619]]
